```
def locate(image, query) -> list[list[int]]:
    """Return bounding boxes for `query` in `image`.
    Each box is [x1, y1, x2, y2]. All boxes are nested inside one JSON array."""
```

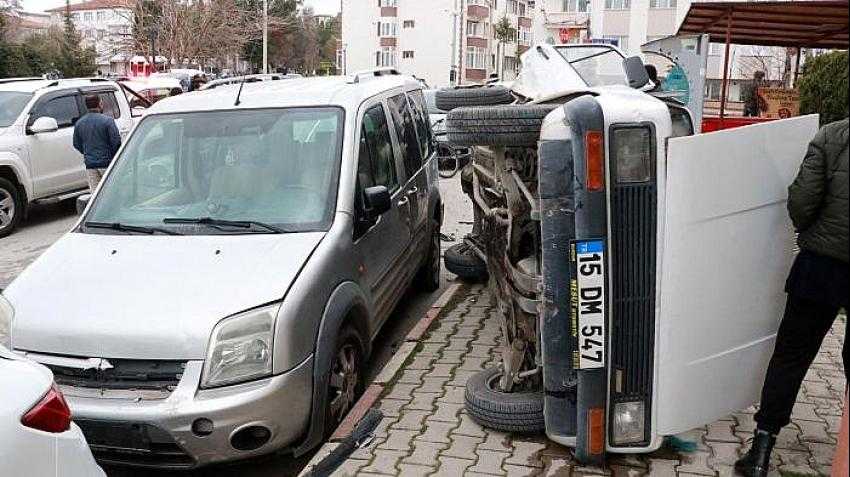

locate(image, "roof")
[[0, 78, 120, 93], [677, 0, 849, 49], [147, 75, 421, 115], [45, 0, 130, 13]]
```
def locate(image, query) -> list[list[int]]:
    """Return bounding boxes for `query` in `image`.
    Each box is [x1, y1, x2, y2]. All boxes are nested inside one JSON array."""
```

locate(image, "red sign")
[[559, 28, 574, 43]]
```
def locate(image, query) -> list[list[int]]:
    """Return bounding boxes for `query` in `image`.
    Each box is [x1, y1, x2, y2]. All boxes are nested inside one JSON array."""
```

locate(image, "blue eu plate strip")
[[576, 240, 604, 254]]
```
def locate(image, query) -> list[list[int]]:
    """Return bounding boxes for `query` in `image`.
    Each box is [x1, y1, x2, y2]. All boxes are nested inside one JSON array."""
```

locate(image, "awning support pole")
[[719, 8, 733, 121], [794, 47, 802, 88]]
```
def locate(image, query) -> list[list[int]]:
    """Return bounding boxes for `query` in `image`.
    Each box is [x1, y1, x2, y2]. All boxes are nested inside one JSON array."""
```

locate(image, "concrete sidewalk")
[[304, 285, 847, 477]]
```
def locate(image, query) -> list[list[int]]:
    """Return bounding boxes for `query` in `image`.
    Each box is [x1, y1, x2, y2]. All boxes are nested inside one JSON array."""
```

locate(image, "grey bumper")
[[63, 356, 314, 468]]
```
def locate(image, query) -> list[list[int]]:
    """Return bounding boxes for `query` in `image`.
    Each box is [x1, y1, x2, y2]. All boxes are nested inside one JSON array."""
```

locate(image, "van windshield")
[[0, 92, 33, 127], [85, 107, 343, 234], [554, 46, 629, 87]]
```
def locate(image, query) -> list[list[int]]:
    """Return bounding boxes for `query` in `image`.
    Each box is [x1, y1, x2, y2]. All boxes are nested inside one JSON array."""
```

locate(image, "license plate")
[[574, 240, 606, 369]]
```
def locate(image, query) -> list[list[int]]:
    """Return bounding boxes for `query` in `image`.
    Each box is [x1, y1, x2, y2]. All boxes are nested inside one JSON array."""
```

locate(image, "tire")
[[0, 178, 23, 238], [414, 221, 441, 292], [444, 242, 488, 282], [323, 326, 366, 437], [465, 367, 545, 434], [447, 104, 560, 148], [435, 86, 514, 111]]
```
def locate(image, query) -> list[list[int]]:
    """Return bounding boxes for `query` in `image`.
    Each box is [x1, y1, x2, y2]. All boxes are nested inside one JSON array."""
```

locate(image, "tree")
[[493, 15, 516, 80], [798, 50, 849, 126]]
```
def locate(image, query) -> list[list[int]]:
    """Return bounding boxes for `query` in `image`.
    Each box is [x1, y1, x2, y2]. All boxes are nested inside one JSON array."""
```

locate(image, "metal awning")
[[678, 0, 849, 49]]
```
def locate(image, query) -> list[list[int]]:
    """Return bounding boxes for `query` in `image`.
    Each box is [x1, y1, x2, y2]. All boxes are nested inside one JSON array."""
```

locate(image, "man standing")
[[742, 71, 767, 117], [73, 95, 122, 191], [736, 118, 849, 477]]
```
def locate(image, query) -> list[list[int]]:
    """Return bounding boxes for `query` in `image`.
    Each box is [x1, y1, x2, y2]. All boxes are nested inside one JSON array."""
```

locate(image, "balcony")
[[467, 5, 490, 19]]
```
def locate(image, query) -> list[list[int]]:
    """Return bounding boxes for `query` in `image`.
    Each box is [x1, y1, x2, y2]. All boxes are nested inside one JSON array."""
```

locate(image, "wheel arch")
[[294, 280, 372, 456], [0, 160, 30, 204]]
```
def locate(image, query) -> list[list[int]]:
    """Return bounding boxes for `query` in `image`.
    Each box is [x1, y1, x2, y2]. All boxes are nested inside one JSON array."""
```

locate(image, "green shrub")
[[798, 51, 849, 125]]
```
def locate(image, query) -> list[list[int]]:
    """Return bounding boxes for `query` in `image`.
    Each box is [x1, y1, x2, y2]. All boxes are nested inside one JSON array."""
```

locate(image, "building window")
[[562, 0, 590, 13], [376, 47, 397, 67], [709, 43, 724, 55], [403, 20, 415, 28], [83, 12, 93, 21], [650, 0, 676, 8], [378, 20, 397, 37], [379, 0, 397, 6], [518, 26, 531, 45], [403, 50, 415, 59], [466, 46, 487, 69], [467, 20, 487, 37], [96, 11, 105, 22], [605, 0, 630, 9], [97, 29, 105, 40]]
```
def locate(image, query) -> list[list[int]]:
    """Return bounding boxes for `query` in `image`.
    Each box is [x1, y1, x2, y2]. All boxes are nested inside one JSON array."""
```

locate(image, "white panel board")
[[655, 115, 820, 435]]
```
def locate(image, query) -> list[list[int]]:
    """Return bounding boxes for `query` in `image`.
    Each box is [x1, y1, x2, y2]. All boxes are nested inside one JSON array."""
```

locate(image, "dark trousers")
[[754, 251, 849, 435]]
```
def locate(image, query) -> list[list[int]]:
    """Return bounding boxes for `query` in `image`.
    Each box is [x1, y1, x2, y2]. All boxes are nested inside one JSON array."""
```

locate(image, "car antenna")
[[234, 75, 248, 106]]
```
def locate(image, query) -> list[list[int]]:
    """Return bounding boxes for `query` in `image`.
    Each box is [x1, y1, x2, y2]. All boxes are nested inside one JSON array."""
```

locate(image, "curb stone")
[[300, 283, 466, 475]]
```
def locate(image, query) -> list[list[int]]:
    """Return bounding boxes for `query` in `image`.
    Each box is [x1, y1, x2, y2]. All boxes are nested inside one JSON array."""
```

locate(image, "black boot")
[[735, 430, 776, 477]]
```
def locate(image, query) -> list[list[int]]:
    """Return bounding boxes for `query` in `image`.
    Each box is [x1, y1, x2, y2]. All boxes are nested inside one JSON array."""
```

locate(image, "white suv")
[[0, 78, 135, 237]]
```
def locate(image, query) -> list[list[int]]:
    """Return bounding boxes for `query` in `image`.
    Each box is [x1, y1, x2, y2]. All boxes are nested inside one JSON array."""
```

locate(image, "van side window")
[[387, 93, 422, 180], [359, 104, 399, 193], [406, 90, 433, 159], [31, 95, 81, 128]]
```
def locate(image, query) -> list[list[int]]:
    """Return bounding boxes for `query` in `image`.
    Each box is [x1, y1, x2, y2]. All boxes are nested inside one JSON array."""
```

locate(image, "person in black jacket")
[[736, 118, 849, 477]]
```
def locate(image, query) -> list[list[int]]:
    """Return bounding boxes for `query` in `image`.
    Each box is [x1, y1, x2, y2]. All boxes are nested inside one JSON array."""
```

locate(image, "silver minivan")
[[3, 72, 442, 468]]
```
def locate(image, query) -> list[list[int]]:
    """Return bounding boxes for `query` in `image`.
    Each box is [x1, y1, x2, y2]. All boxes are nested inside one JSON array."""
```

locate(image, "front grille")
[[77, 420, 195, 469], [610, 182, 657, 443], [48, 359, 185, 392]]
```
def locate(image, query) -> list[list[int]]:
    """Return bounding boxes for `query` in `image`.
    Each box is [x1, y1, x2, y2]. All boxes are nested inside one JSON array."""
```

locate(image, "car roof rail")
[[351, 68, 402, 83], [0, 77, 44, 84]]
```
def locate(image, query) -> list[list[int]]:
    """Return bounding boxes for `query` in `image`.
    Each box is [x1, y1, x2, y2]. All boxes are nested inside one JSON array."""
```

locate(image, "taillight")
[[21, 383, 72, 433], [585, 131, 605, 191]]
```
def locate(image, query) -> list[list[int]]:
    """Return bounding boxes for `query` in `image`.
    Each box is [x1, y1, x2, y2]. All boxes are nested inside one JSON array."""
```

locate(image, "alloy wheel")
[[0, 188, 15, 230], [328, 343, 359, 424]]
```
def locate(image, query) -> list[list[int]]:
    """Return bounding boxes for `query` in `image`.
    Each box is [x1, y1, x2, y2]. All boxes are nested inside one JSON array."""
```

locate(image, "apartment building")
[[532, 0, 687, 55], [340, 0, 534, 87], [46, 0, 133, 75]]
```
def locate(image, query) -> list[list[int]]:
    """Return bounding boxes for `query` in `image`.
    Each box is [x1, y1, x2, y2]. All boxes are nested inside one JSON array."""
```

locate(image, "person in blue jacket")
[[73, 95, 122, 191]]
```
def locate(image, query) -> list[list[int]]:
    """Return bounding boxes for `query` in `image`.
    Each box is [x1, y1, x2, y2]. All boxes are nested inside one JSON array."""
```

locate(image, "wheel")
[[0, 178, 23, 238], [465, 367, 545, 433], [324, 326, 366, 437], [444, 242, 488, 282], [435, 86, 514, 111], [414, 221, 441, 292], [447, 104, 560, 148]]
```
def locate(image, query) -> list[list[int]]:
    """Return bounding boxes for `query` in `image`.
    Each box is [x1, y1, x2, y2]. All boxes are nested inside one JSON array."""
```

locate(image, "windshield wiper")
[[163, 217, 288, 234], [85, 221, 183, 236]]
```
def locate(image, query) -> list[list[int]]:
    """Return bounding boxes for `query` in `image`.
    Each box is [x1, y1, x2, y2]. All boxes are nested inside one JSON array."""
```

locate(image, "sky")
[[20, 0, 341, 16]]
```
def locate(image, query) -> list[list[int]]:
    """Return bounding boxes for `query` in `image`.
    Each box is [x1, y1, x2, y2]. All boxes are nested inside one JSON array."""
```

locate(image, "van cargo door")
[[655, 115, 819, 435]]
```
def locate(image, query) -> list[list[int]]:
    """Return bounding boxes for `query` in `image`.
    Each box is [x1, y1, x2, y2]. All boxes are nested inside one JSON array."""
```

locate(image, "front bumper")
[[61, 356, 314, 469]]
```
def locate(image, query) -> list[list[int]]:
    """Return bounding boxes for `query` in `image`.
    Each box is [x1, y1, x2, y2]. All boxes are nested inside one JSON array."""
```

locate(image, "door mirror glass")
[[76, 194, 91, 215], [623, 56, 650, 89], [364, 185, 391, 219], [29, 116, 59, 134]]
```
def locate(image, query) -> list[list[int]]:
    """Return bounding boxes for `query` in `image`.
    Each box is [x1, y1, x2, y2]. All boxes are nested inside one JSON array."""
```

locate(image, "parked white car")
[[0, 78, 136, 237], [0, 345, 104, 477]]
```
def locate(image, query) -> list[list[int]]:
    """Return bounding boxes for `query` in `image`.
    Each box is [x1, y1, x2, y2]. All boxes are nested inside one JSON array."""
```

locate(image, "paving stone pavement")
[[308, 286, 846, 477]]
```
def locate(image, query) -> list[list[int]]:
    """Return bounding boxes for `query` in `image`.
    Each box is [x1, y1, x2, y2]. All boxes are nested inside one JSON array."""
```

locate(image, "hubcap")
[[328, 343, 359, 423], [0, 188, 15, 229]]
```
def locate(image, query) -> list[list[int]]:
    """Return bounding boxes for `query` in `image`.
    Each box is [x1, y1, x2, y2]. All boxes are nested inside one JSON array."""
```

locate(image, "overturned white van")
[[441, 41, 819, 464]]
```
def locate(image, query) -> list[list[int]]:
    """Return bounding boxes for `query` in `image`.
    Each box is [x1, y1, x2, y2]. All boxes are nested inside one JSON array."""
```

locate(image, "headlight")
[[201, 303, 279, 388], [612, 126, 652, 183], [612, 401, 646, 445], [0, 294, 12, 350]]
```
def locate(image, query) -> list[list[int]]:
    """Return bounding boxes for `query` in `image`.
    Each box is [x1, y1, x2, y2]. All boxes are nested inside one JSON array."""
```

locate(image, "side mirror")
[[363, 186, 391, 219], [76, 194, 91, 215], [29, 117, 59, 134], [623, 56, 650, 89]]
